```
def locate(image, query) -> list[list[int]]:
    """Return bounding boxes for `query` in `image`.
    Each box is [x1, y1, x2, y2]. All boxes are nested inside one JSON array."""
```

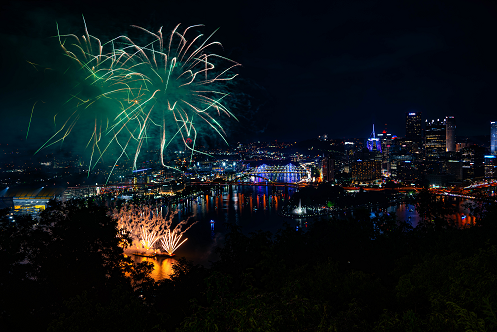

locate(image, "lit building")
[[351, 159, 381, 183], [425, 119, 446, 159], [491, 121, 497, 155], [389, 151, 413, 178], [322, 156, 335, 182], [395, 160, 420, 185], [446, 159, 463, 181], [425, 173, 455, 188], [406, 112, 422, 142], [484, 155, 497, 179], [445, 116, 456, 152], [366, 124, 382, 152], [461, 145, 485, 180], [377, 129, 393, 174], [62, 186, 101, 200], [0, 186, 66, 215], [456, 142, 470, 152]]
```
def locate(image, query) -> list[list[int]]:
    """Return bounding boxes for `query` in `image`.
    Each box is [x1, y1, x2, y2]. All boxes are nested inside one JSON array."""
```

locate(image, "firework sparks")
[[39, 19, 240, 180], [115, 204, 196, 255], [140, 226, 161, 250], [160, 229, 188, 255], [159, 211, 197, 255]]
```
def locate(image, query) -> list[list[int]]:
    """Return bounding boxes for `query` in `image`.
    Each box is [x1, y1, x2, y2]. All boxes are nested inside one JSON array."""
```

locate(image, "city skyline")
[[0, 0, 496, 150], [2, 1, 497, 327]]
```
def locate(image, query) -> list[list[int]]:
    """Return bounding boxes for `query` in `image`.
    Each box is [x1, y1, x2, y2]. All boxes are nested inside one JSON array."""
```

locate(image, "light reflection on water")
[[127, 186, 476, 280], [129, 185, 297, 280], [391, 199, 475, 228], [130, 255, 177, 281]]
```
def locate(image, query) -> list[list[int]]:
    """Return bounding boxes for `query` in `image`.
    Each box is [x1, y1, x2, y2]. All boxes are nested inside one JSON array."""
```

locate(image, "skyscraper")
[[425, 119, 446, 159], [406, 112, 422, 141], [445, 116, 456, 152], [491, 121, 497, 155], [322, 155, 334, 182], [367, 124, 382, 152]]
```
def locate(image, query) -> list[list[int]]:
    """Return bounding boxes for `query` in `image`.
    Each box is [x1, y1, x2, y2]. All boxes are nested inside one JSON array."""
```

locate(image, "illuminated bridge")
[[239, 163, 310, 184]]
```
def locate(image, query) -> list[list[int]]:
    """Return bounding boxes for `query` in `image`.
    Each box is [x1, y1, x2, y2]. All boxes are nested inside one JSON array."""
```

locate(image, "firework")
[[39, 19, 240, 180], [140, 226, 161, 250], [115, 204, 196, 254], [160, 229, 188, 255]]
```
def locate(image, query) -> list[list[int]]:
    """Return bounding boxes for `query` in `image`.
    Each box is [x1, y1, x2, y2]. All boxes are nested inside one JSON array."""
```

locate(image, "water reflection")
[[131, 255, 177, 281], [391, 199, 475, 228], [129, 187, 478, 281], [210, 219, 215, 239]]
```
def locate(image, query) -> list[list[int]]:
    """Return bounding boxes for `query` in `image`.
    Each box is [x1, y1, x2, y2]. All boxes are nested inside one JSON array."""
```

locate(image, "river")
[[130, 186, 474, 280]]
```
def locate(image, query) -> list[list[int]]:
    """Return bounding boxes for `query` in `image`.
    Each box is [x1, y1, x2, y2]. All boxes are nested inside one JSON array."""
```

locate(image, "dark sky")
[[1, 0, 496, 150]]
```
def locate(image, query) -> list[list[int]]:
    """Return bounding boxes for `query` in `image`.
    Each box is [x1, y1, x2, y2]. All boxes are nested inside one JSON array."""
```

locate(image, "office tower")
[[395, 160, 420, 185], [406, 112, 422, 141], [445, 116, 456, 152], [377, 127, 393, 173], [491, 121, 497, 155], [484, 155, 496, 179], [461, 145, 485, 179], [425, 119, 446, 159], [351, 160, 381, 183], [367, 124, 382, 152], [322, 156, 334, 182]]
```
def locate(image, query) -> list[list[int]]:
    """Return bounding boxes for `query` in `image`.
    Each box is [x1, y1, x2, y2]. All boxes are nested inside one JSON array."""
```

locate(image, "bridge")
[[247, 163, 310, 183], [231, 173, 273, 183]]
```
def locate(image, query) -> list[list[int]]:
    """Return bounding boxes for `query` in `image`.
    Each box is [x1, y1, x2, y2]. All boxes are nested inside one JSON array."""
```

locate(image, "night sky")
[[1, 0, 496, 150]]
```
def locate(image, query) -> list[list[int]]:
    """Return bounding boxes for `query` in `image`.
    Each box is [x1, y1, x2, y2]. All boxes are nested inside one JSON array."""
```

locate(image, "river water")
[[388, 197, 475, 228], [130, 185, 301, 279], [130, 186, 474, 280]]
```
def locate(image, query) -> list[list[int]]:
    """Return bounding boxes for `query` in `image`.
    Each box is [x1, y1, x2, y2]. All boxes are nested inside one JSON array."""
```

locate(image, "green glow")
[[38, 21, 240, 176]]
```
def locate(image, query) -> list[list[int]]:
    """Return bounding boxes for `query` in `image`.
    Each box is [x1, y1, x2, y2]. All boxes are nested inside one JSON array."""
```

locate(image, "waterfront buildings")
[[0, 186, 66, 215], [1, 110, 496, 193]]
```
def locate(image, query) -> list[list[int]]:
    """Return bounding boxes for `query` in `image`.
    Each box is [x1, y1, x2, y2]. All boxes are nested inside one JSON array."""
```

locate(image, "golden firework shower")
[[115, 204, 196, 255], [38, 18, 240, 180]]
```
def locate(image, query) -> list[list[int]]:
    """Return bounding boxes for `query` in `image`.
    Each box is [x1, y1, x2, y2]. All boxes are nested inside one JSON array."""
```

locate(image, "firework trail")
[[38, 19, 240, 180], [115, 204, 197, 255], [140, 226, 161, 250]]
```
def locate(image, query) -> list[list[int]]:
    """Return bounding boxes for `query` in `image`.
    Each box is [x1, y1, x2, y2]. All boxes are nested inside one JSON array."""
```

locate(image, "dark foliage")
[[2, 192, 497, 331], [0, 199, 159, 331]]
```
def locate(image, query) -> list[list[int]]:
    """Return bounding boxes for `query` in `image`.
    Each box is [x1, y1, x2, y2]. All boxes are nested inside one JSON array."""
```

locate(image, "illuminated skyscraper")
[[367, 124, 382, 152], [491, 121, 497, 155], [377, 128, 394, 173], [445, 116, 456, 152], [406, 112, 422, 141], [425, 119, 446, 159]]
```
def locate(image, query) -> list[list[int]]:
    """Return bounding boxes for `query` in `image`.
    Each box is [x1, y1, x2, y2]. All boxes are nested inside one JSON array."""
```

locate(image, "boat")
[[155, 252, 176, 258]]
